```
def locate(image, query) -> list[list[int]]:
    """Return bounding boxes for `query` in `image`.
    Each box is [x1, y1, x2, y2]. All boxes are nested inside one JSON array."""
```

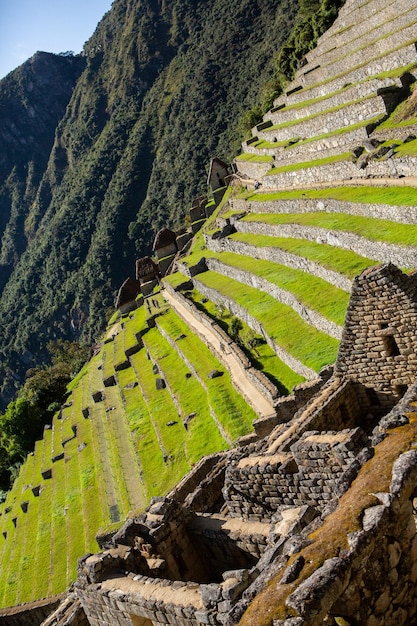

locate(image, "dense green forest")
[[0, 0, 343, 449]]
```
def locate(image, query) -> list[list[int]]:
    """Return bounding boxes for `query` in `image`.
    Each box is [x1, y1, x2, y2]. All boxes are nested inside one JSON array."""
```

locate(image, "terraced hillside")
[[0, 299, 262, 607], [173, 0, 417, 391], [1, 0, 417, 618]]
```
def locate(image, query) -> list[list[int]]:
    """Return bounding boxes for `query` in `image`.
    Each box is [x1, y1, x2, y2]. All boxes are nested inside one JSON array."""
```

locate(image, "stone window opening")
[[379, 323, 400, 357]]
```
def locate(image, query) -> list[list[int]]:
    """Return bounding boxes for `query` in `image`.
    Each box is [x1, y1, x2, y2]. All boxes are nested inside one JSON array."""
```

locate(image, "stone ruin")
[[39, 264, 417, 625]]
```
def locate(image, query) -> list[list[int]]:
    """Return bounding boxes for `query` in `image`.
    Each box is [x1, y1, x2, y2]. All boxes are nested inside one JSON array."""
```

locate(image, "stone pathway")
[[163, 289, 276, 421]]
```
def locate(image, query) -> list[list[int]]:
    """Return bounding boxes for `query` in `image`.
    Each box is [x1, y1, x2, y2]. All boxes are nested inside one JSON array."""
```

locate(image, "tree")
[[229, 316, 243, 341]]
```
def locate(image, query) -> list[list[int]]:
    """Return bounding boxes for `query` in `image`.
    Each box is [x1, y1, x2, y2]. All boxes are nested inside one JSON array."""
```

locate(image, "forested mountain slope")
[[0, 0, 300, 406], [0, 52, 85, 292]]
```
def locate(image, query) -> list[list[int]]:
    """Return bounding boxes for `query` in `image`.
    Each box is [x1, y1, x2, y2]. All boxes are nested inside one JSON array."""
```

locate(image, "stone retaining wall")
[[204, 257, 342, 339], [302, 25, 417, 88], [191, 276, 317, 380], [162, 282, 280, 405], [266, 77, 401, 126], [305, 4, 417, 73], [245, 127, 370, 166], [256, 95, 387, 144], [231, 196, 417, 225], [262, 154, 417, 189], [285, 44, 417, 106], [0, 595, 65, 626], [233, 218, 417, 268], [316, 0, 386, 46], [315, 0, 413, 53], [206, 235, 352, 292]]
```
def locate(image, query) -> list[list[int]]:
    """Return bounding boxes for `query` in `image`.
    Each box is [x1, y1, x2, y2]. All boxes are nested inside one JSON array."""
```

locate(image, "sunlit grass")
[[230, 232, 374, 279], [242, 211, 417, 245], [195, 271, 339, 372]]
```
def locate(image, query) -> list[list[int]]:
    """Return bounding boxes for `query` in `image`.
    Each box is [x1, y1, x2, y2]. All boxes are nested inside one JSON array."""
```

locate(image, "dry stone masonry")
[[3, 0, 417, 623]]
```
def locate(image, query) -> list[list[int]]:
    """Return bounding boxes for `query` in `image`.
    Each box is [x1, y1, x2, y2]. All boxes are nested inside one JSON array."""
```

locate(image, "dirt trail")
[[163, 289, 276, 420]]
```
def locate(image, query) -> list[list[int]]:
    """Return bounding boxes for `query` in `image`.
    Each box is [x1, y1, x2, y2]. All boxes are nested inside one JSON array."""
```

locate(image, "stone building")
[[153, 228, 178, 261], [335, 263, 417, 398], [207, 158, 229, 192], [153, 228, 178, 276]]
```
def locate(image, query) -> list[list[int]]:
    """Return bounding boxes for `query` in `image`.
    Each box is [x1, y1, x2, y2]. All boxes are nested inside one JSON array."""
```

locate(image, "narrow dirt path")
[[163, 289, 276, 420]]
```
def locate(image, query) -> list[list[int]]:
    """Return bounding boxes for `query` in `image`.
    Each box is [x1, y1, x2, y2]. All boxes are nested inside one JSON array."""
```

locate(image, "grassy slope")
[[0, 299, 257, 604]]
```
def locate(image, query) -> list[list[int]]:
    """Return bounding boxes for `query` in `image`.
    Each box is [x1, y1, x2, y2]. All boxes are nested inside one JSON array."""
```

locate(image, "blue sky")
[[0, 0, 113, 79]]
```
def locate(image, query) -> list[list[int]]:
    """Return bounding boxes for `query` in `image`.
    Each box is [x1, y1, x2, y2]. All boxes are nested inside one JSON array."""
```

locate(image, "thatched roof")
[[153, 227, 177, 251], [115, 277, 140, 309], [135, 256, 159, 280]]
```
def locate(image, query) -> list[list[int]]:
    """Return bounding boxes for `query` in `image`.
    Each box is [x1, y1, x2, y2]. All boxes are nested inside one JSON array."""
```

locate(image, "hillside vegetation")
[[4, 0, 417, 614], [0, 0, 302, 406]]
